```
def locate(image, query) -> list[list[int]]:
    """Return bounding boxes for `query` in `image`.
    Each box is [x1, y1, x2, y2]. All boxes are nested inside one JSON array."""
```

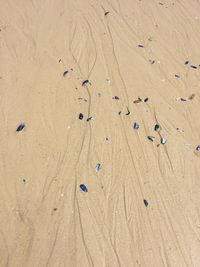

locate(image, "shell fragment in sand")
[[133, 97, 142, 103], [112, 96, 120, 100], [188, 94, 195, 100], [149, 59, 155, 64], [147, 136, 155, 142], [82, 80, 91, 86], [126, 108, 130, 115], [161, 137, 167, 144], [63, 70, 69, 77], [196, 145, 200, 151], [176, 97, 187, 102], [190, 65, 197, 69], [79, 113, 84, 120]]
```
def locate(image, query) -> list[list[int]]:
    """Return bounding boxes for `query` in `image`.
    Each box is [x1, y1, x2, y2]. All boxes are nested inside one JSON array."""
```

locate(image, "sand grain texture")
[[1, 0, 200, 266]]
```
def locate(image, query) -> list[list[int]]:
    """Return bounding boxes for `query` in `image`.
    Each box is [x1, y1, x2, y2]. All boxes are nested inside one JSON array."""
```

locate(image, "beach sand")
[[1, 1, 200, 266]]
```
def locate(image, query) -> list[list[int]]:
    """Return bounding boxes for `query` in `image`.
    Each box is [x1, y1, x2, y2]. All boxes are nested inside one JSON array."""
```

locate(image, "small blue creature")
[[133, 122, 139, 129], [82, 80, 90, 86], [16, 123, 25, 132], [80, 184, 88, 192], [95, 163, 101, 173]]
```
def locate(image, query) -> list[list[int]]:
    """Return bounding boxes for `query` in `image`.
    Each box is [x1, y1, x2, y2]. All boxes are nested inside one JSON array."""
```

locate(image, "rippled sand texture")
[[1, 1, 200, 266]]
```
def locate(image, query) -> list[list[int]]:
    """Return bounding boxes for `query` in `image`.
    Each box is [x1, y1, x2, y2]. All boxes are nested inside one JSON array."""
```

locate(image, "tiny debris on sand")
[[16, 123, 26, 132], [63, 70, 69, 77], [82, 80, 91, 86], [144, 199, 149, 207], [80, 184, 88, 192]]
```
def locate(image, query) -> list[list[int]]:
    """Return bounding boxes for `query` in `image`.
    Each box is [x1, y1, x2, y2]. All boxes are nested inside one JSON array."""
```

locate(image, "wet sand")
[[1, 1, 200, 266]]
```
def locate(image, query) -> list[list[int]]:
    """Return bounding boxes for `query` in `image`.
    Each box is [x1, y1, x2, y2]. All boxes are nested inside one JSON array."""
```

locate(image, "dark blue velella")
[[133, 122, 139, 129], [82, 80, 90, 86], [79, 113, 84, 120], [154, 124, 160, 132], [80, 184, 88, 192], [16, 123, 26, 132], [196, 145, 200, 151], [95, 163, 101, 173], [144, 199, 148, 207]]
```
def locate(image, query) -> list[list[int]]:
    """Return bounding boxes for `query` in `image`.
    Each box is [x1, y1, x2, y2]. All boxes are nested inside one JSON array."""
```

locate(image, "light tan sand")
[[1, 0, 200, 266]]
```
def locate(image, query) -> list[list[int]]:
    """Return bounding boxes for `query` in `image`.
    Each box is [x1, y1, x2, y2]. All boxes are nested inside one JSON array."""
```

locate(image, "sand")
[[1, 0, 200, 266]]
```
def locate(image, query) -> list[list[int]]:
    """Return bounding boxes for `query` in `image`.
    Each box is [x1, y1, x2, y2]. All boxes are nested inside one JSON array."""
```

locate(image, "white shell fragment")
[[161, 137, 167, 144]]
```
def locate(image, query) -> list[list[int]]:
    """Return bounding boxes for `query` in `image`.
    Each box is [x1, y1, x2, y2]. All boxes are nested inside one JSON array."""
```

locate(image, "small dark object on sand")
[[149, 59, 155, 64], [154, 124, 161, 132], [180, 98, 187, 102], [175, 74, 180, 78], [112, 96, 120, 100], [196, 145, 200, 151], [95, 163, 101, 172], [82, 80, 90, 86], [138, 44, 144, 48], [133, 97, 142, 104], [144, 199, 148, 207], [126, 108, 130, 115], [63, 70, 69, 77], [16, 123, 25, 132], [190, 65, 197, 69], [147, 136, 154, 142], [133, 122, 139, 129], [188, 93, 195, 100], [79, 113, 83, 120], [144, 98, 149, 102], [104, 11, 110, 16], [86, 116, 93, 122], [118, 111, 122, 115], [184, 60, 189, 65], [80, 184, 88, 192]]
